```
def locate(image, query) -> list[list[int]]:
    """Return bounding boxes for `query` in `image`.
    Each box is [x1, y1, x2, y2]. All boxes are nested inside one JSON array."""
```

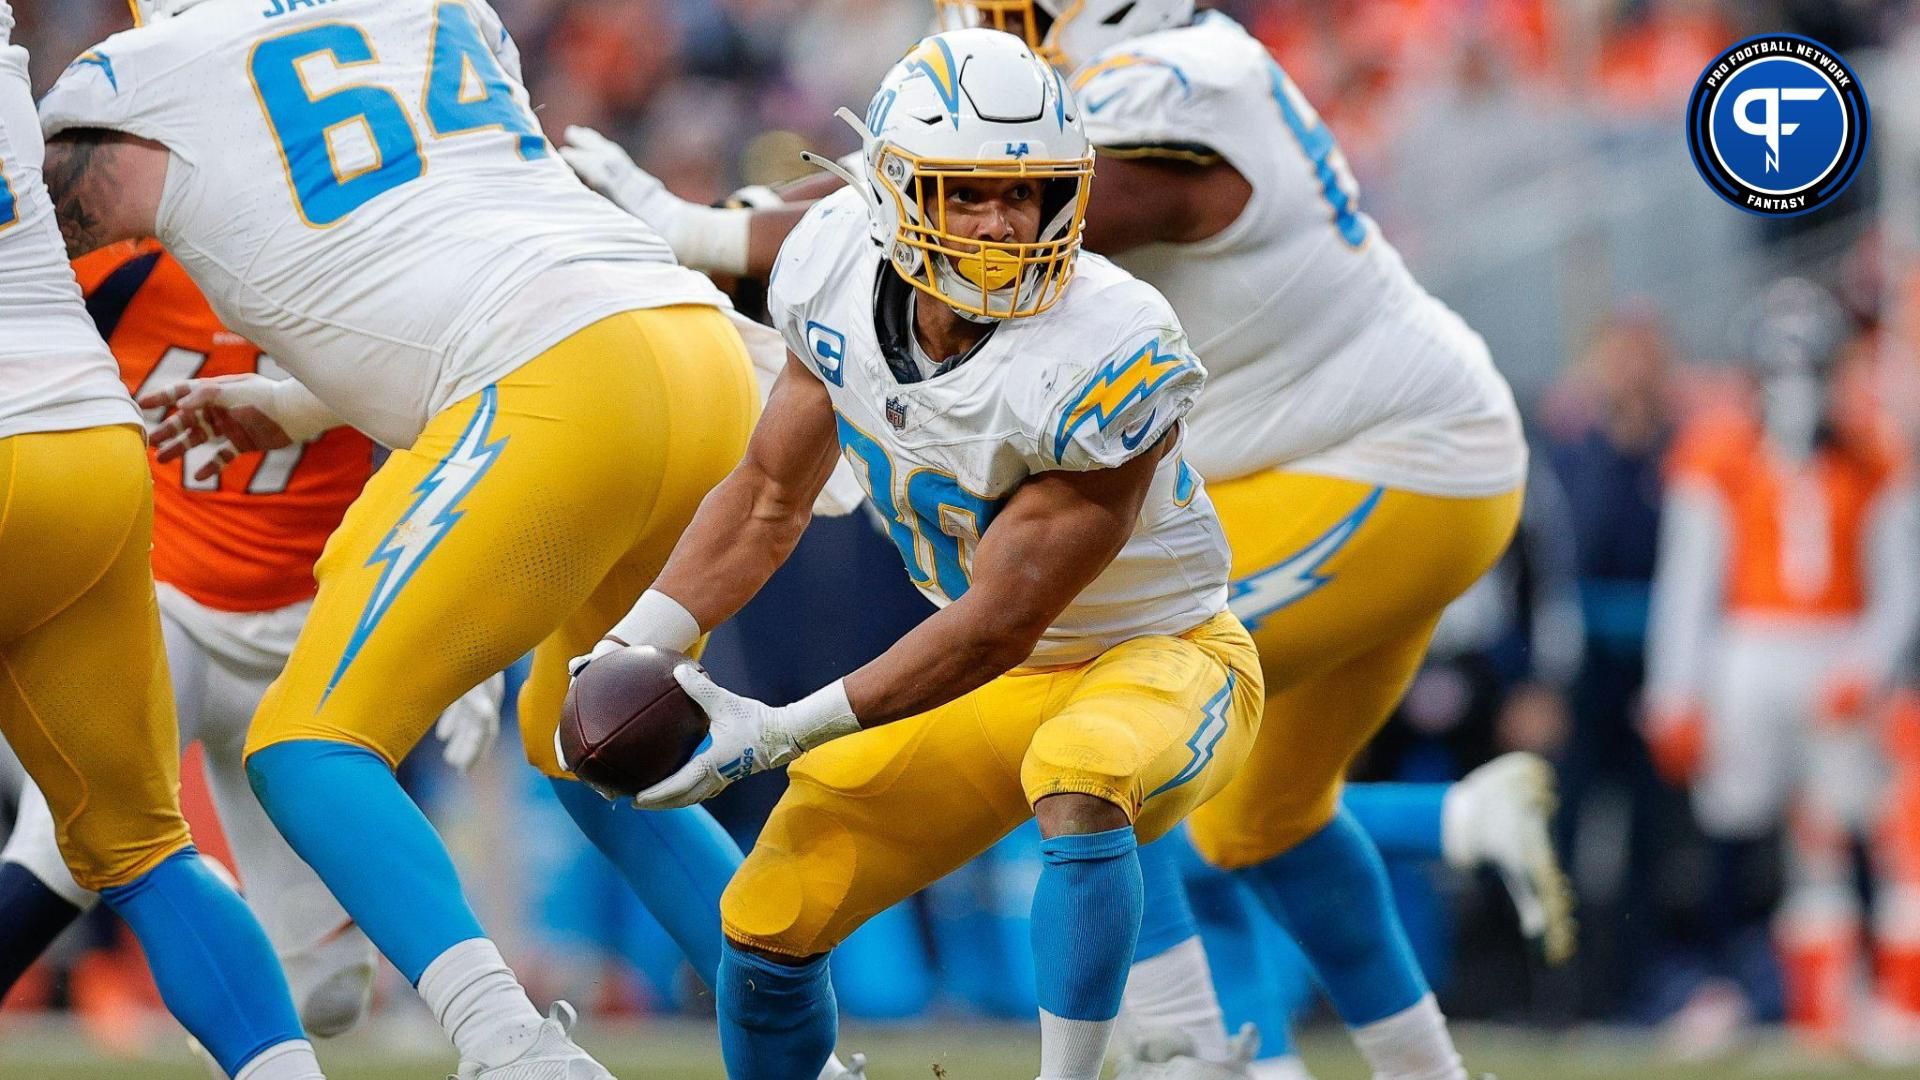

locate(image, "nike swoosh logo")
[[1086, 89, 1125, 114], [1120, 409, 1157, 450]]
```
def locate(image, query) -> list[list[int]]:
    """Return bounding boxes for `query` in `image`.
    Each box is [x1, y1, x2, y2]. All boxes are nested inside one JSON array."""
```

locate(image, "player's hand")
[[435, 673, 506, 774], [631, 667, 791, 809], [1644, 702, 1706, 786], [568, 639, 622, 678], [1818, 667, 1874, 729], [632, 669, 860, 810], [560, 126, 689, 231], [141, 374, 295, 481]]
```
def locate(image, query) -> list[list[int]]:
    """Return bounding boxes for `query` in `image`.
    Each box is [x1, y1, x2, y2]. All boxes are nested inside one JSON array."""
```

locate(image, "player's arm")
[[631, 432, 1168, 810], [41, 128, 167, 258], [593, 352, 841, 658], [560, 126, 812, 280], [1081, 150, 1251, 255], [844, 436, 1166, 725]]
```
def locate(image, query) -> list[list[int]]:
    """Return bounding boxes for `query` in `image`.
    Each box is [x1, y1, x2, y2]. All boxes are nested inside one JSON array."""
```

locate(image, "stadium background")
[[4, 1, 1920, 1077]]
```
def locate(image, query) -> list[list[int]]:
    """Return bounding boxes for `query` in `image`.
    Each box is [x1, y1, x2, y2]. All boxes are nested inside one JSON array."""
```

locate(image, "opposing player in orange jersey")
[[0, 241, 502, 1038], [1646, 279, 1920, 1053]]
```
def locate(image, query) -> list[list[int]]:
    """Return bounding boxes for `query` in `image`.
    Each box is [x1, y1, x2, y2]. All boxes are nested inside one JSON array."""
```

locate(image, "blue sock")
[[0, 861, 83, 997], [1343, 783, 1448, 861], [99, 848, 304, 1075], [1235, 808, 1427, 1026], [248, 739, 483, 983], [1032, 826, 1142, 1024], [1134, 830, 1199, 963], [550, 778, 741, 989], [717, 940, 837, 1080]]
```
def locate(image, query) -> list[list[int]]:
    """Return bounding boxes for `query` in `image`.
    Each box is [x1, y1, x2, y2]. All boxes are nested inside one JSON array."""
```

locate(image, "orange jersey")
[[1668, 409, 1908, 618], [73, 242, 375, 613]]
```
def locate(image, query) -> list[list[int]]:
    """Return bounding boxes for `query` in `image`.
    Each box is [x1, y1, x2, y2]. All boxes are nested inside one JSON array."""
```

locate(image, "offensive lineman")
[[0, 6, 327, 1079], [36, 0, 769, 1075], [575, 30, 1263, 1080], [565, 6, 1544, 1079], [0, 241, 503, 1041]]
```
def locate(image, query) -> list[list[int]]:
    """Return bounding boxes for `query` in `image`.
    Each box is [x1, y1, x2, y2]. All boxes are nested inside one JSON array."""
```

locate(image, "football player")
[[575, 29, 1265, 1080], [1647, 279, 1920, 1051], [0, 7, 326, 1079], [563, 6, 1553, 1079], [0, 241, 504, 1043], [35, 0, 771, 1075]]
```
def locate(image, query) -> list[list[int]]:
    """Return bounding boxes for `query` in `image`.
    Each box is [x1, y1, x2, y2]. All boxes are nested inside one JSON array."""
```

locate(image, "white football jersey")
[[769, 190, 1231, 666], [39, 0, 725, 449], [1075, 13, 1524, 498], [0, 9, 137, 442]]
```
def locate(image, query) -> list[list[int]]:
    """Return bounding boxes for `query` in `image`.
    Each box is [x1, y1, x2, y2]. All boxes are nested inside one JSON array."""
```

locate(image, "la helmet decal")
[[1686, 34, 1869, 218]]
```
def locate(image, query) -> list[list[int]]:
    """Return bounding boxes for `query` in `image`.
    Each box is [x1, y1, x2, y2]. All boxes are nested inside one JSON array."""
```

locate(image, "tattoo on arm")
[[42, 131, 108, 258], [42, 128, 164, 258]]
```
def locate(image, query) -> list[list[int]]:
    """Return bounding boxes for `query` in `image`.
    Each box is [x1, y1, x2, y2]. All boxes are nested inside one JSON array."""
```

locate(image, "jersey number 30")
[[250, 3, 543, 227]]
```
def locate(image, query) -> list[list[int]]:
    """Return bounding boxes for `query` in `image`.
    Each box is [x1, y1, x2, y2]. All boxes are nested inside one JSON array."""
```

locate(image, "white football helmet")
[[933, 0, 1196, 72], [809, 29, 1093, 321], [128, 0, 221, 25]]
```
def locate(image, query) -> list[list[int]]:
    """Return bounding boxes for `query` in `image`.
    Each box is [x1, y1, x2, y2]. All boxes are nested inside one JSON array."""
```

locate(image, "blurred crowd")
[[7, 0, 1920, 1066]]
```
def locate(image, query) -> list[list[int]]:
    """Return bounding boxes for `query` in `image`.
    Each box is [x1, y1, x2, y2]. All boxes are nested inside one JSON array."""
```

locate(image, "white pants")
[[0, 585, 375, 1036], [1696, 620, 1887, 840]]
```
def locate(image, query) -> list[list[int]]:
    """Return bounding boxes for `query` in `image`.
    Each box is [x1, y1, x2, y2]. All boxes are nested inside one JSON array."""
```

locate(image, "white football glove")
[[559, 125, 750, 275], [434, 673, 505, 774], [140, 373, 342, 481], [631, 669, 860, 810]]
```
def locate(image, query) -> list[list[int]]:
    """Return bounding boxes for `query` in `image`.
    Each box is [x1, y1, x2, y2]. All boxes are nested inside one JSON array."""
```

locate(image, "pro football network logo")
[[1687, 34, 1869, 217]]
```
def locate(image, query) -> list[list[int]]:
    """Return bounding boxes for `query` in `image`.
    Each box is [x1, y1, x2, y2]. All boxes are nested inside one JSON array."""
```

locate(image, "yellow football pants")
[[0, 424, 193, 892], [245, 307, 758, 772], [721, 611, 1263, 958], [1184, 470, 1522, 869]]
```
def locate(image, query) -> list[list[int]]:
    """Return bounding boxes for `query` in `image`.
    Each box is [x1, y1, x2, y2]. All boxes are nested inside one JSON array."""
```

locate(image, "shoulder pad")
[[1032, 281, 1203, 470], [39, 26, 185, 146], [767, 188, 870, 381], [1072, 20, 1265, 155]]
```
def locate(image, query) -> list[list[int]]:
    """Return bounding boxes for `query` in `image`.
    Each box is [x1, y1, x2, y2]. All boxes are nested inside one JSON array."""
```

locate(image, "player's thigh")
[[1186, 615, 1440, 869], [1022, 612, 1264, 844], [1212, 470, 1520, 687], [0, 426, 190, 891], [517, 306, 756, 775], [722, 682, 1044, 958], [245, 345, 684, 764], [155, 600, 212, 748]]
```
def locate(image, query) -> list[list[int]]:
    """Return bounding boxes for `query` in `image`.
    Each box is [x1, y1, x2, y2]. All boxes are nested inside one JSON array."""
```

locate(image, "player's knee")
[[284, 927, 377, 1038], [1188, 792, 1339, 871], [1020, 725, 1142, 824], [719, 818, 865, 960]]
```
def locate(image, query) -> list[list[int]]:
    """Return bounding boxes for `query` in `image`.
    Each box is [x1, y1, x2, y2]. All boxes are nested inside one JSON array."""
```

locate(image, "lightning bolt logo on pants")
[[1227, 487, 1383, 631], [321, 387, 509, 705]]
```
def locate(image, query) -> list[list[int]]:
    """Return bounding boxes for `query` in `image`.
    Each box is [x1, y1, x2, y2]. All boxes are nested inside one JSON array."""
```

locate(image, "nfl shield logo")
[[885, 396, 909, 429]]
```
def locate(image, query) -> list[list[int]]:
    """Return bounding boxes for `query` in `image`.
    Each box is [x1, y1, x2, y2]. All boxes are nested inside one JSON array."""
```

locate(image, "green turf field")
[[0, 1020, 1909, 1079]]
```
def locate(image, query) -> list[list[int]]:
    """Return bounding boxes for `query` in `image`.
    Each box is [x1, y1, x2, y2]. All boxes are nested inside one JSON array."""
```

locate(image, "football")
[[558, 645, 710, 799]]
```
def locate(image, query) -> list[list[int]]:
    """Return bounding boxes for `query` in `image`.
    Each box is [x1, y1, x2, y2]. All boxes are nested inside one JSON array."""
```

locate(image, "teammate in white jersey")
[[0, 6, 327, 1078], [36, 1, 774, 1076], [561, 8, 1543, 1080], [574, 30, 1265, 1080]]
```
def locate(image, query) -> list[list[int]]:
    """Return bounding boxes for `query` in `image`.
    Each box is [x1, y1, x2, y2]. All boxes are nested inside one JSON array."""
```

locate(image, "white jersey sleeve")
[[767, 190, 869, 386], [1029, 309, 1202, 473], [1074, 43, 1242, 161], [0, 17, 136, 440]]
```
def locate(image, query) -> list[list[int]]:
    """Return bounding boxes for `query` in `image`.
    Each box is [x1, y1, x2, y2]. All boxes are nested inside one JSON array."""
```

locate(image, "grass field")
[[0, 1019, 1911, 1079]]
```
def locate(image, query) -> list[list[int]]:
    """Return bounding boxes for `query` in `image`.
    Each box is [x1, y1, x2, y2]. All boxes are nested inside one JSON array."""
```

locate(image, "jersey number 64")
[[249, 3, 544, 228]]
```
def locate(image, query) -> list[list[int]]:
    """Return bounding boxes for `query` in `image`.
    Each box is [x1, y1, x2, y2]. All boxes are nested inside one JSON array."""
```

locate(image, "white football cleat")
[[454, 1002, 616, 1080], [1113, 1023, 1260, 1079], [819, 1051, 868, 1079], [1444, 751, 1577, 965]]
